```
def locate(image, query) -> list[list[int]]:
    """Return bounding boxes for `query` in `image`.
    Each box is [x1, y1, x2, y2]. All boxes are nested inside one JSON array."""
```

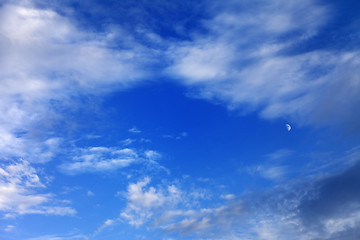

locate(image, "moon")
[[285, 124, 291, 131]]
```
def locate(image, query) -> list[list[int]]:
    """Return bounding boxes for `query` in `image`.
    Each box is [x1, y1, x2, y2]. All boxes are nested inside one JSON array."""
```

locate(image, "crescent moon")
[[285, 124, 291, 131]]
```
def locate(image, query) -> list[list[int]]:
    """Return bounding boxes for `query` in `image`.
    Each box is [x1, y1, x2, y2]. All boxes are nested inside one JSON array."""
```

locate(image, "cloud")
[[59, 146, 164, 175], [246, 149, 293, 181], [111, 177, 219, 237], [60, 147, 136, 174], [0, 3, 147, 91], [128, 127, 142, 134], [0, 0, 358, 171], [77, 176, 210, 238], [26, 234, 88, 240], [0, 1, 155, 163], [144, 150, 162, 160], [155, 159, 360, 240], [162, 132, 188, 140], [248, 165, 288, 181], [220, 194, 235, 200], [92, 218, 116, 237], [298, 161, 360, 233], [4, 225, 15, 232], [86, 190, 94, 197], [161, 205, 247, 237], [120, 177, 182, 226], [265, 149, 293, 162], [1, 0, 357, 172], [0, 159, 75, 218], [96, 148, 360, 240], [120, 138, 136, 146], [166, 0, 360, 131], [247, 160, 360, 240]]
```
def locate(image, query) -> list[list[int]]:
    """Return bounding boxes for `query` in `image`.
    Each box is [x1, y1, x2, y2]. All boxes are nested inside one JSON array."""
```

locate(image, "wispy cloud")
[[95, 148, 360, 240], [158, 160, 360, 240], [92, 218, 116, 238], [59, 146, 163, 175], [4, 225, 15, 232], [128, 127, 142, 134], [0, 160, 75, 218], [1, 1, 359, 239], [26, 234, 88, 240], [0, 1, 155, 163], [248, 165, 288, 181], [162, 132, 188, 140], [265, 149, 293, 162], [220, 194, 235, 200], [166, 0, 360, 132], [86, 190, 94, 197]]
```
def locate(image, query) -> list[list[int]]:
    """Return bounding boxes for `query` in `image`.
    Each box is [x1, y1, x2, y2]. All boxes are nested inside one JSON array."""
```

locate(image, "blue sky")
[[0, 0, 359, 239]]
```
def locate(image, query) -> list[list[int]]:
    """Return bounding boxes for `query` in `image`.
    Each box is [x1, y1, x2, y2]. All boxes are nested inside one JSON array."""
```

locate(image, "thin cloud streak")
[[59, 147, 163, 175]]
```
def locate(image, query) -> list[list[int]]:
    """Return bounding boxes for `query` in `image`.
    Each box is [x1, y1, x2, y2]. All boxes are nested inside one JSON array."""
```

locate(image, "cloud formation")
[[167, 0, 360, 131], [0, 1, 359, 238], [120, 177, 182, 226], [152, 160, 360, 240], [0, 2, 154, 163], [100, 147, 360, 240], [1, 0, 359, 169], [59, 147, 162, 174], [0, 160, 75, 218]]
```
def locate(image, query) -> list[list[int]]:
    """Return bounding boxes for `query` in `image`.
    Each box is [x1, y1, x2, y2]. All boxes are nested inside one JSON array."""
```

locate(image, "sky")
[[0, 0, 360, 239]]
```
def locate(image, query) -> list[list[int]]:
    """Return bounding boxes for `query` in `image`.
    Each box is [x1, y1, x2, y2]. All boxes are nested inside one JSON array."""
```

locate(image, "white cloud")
[[4, 225, 15, 232], [0, 159, 75, 217], [162, 132, 188, 140], [59, 147, 138, 174], [155, 159, 360, 240], [248, 165, 287, 181], [120, 178, 182, 226], [60, 146, 164, 175], [160, 203, 247, 236], [120, 138, 136, 146], [26, 234, 88, 240], [86, 190, 94, 197], [265, 149, 293, 162], [128, 127, 142, 134], [92, 218, 116, 237], [0, 2, 153, 163], [90, 149, 360, 239], [126, 178, 166, 209], [0, 4, 146, 91], [115, 177, 216, 233], [220, 194, 235, 200], [166, 0, 360, 131], [95, 159, 360, 239], [145, 150, 161, 160], [324, 211, 360, 235]]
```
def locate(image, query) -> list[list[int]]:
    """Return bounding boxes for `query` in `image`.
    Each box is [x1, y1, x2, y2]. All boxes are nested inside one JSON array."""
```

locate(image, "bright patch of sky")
[[1, 0, 360, 239]]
